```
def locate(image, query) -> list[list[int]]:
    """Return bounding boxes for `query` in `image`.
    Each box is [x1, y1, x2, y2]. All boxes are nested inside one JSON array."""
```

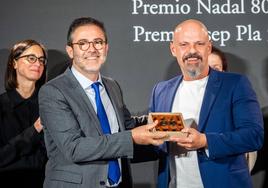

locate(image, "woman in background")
[[0, 39, 47, 187], [208, 45, 228, 72]]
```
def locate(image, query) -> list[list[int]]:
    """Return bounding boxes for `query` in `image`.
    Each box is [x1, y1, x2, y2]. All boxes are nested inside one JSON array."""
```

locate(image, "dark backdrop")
[[1, 0, 267, 187]]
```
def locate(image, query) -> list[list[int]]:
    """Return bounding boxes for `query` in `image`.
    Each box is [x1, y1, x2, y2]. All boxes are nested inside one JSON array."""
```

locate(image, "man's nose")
[[87, 42, 97, 52], [189, 44, 197, 53]]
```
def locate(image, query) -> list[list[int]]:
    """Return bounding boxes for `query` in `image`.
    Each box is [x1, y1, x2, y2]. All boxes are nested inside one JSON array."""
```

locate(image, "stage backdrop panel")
[[1, 0, 267, 187]]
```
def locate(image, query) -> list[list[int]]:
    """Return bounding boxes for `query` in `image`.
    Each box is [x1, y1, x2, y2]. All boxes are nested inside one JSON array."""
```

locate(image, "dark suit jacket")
[[39, 68, 146, 188], [150, 69, 264, 188]]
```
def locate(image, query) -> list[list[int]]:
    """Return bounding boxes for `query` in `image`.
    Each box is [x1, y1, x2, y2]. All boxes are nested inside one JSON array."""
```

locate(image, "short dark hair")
[[67, 17, 108, 46], [5, 39, 47, 91], [211, 46, 228, 71]]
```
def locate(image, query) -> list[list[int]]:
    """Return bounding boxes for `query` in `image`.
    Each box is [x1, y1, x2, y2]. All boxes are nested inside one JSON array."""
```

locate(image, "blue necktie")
[[91, 82, 120, 185]]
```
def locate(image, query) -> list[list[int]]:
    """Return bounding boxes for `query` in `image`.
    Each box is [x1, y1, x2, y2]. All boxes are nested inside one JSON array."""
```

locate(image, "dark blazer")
[[150, 69, 264, 188], [39, 68, 145, 188]]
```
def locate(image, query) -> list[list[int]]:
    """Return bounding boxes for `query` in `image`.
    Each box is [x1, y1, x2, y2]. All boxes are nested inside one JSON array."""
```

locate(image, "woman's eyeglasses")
[[16, 54, 47, 65]]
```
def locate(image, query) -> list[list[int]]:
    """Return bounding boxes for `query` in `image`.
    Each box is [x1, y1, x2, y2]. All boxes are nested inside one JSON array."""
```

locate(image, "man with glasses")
[[39, 17, 167, 188]]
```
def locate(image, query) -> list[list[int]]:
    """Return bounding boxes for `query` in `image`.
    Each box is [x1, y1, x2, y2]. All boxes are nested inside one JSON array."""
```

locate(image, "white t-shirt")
[[170, 76, 208, 188]]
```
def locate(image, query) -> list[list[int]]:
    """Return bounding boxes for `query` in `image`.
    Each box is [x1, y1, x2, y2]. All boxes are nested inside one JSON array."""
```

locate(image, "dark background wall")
[[0, 0, 267, 187]]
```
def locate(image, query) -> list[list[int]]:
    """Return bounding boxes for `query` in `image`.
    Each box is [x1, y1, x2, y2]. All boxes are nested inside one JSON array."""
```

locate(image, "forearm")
[[0, 126, 42, 167]]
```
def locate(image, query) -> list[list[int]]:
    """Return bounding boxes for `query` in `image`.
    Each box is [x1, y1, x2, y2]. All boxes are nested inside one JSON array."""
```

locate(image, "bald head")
[[173, 19, 210, 42], [170, 19, 212, 81]]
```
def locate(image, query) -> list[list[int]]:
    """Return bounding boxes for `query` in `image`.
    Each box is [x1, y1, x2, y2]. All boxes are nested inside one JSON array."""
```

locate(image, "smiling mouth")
[[184, 58, 201, 65], [183, 53, 202, 63], [186, 57, 199, 61], [84, 56, 99, 60], [30, 69, 40, 73]]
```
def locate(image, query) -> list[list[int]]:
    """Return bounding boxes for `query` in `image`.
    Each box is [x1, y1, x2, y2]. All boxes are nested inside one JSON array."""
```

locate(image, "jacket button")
[[100, 181, 106, 185]]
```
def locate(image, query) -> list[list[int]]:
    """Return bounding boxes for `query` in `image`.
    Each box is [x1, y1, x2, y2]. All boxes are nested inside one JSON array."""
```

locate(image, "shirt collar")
[[7, 88, 38, 108], [181, 76, 209, 91], [71, 66, 103, 90]]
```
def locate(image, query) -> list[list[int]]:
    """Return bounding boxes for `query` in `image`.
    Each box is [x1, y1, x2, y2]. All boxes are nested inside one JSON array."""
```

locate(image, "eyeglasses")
[[71, 39, 106, 51], [16, 54, 47, 65]]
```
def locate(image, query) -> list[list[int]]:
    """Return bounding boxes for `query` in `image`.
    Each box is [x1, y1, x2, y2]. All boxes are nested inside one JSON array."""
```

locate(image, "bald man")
[[149, 19, 264, 188]]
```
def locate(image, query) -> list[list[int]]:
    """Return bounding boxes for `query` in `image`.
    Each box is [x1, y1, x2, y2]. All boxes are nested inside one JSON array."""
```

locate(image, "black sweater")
[[0, 89, 47, 188]]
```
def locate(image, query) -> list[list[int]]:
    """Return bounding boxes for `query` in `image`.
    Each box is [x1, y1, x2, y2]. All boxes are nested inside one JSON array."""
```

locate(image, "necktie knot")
[[91, 82, 101, 95]]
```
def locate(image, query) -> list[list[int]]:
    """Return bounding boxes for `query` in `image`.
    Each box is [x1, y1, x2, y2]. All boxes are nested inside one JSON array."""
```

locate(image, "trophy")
[[148, 112, 188, 140]]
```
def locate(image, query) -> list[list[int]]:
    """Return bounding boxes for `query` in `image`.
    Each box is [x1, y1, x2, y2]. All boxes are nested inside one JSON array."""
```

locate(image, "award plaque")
[[148, 112, 187, 139]]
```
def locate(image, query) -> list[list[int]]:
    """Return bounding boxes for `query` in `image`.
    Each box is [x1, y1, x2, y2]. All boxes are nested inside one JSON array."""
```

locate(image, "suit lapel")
[[166, 76, 183, 112], [64, 68, 103, 134], [198, 69, 222, 132], [102, 77, 125, 131], [157, 76, 183, 188]]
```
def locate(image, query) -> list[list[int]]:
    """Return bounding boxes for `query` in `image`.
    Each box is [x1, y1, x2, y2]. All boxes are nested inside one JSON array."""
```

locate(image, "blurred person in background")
[[208, 46, 227, 72]]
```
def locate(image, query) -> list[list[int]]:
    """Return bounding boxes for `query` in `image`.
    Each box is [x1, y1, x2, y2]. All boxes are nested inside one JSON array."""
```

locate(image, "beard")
[[182, 52, 203, 79], [187, 68, 201, 79]]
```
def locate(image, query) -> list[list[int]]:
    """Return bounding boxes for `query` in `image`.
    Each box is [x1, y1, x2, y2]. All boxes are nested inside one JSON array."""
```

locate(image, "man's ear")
[[208, 40, 212, 54], [66, 45, 74, 59], [170, 42, 176, 57], [104, 43, 109, 56]]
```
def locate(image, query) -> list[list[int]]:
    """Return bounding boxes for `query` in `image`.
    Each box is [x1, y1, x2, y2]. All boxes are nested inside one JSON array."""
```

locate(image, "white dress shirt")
[[71, 67, 121, 187]]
